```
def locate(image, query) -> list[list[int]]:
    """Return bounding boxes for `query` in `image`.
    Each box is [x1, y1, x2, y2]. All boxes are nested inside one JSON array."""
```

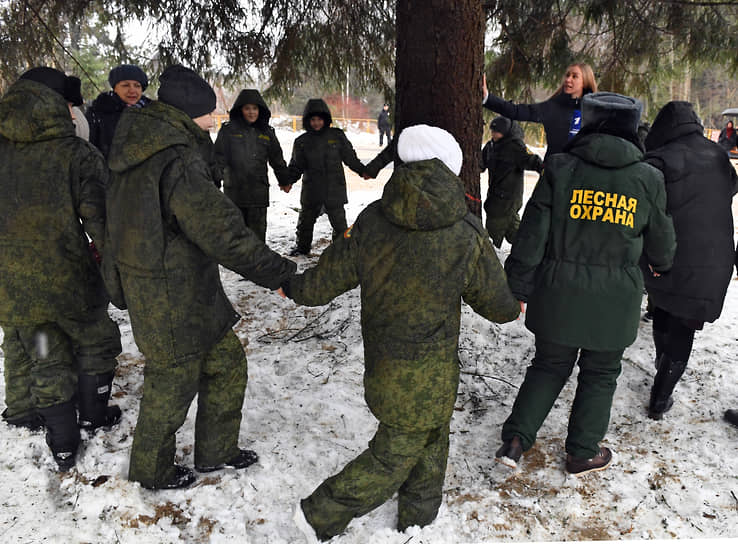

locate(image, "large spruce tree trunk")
[[395, 0, 485, 215]]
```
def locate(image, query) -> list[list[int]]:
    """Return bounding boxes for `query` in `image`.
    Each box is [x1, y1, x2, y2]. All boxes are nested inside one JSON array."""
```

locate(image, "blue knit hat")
[[108, 64, 148, 91]]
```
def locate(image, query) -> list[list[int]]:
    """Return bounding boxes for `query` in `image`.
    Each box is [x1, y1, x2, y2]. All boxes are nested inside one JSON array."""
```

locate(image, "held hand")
[[277, 287, 287, 299], [280, 184, 292, 193], [648, 264, 661, 278]]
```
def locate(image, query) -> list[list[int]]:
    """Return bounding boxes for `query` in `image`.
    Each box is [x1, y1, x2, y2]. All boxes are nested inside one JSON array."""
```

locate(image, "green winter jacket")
[[214, 89, 290, 207], [288, 99, 365, 207], [0, 79, 109, 326], [289, 158, 521, 430], [104, 101, 296, 362], [482, 122, 543, 218], [505, 133, 676, 351]]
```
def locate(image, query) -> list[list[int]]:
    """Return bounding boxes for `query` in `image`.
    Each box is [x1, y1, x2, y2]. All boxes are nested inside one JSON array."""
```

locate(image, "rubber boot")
[[648, 354, 687, 420], [77, 372, 121, 431], [38, 401, 80, 471]]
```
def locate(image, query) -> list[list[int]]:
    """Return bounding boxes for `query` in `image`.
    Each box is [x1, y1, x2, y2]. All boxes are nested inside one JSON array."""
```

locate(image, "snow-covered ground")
[[1, 128, 738, 543]]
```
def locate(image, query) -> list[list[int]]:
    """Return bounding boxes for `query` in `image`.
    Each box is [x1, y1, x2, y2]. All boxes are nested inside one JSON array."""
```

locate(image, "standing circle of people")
[[1, 56, 738, 542]]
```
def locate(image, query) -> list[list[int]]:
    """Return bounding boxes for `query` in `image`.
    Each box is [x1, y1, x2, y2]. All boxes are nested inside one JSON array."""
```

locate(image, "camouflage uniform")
[[287, 99, 365, 253], [481, 120, 543, 248], [104, 100, 296, 488], [0, 79, 120, 425], [286, 158, 520, 539], [214, 89, 291, 242]]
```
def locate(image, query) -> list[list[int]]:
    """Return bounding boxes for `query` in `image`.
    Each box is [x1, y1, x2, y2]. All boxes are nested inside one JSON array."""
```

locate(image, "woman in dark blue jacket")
[[483, 63, 598, 160]]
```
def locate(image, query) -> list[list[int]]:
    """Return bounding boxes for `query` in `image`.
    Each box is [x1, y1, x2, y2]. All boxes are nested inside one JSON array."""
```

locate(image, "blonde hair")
[[551, 63, 598, 98]]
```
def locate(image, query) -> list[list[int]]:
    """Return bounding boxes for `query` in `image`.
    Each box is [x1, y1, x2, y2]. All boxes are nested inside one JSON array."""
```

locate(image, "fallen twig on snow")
[[460, 370, 518, 389]]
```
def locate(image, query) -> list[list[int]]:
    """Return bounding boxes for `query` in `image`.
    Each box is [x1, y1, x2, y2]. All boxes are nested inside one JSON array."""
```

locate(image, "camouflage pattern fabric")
[[2, 306, 120, 414], [302, 421, 450, 539], [105, 100, 295, 487], [105, 100, 296, 362], [214, 89, 291, 207], [128, 330, 247, 488], [0, 79, 118, 417], [501, 339, 624, 459], [289, 158, 520, 431], [0, 79, 110, 327]]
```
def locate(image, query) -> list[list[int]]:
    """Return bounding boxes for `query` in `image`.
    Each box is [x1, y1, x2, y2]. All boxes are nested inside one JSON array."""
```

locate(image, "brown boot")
[[565, 446, 612, 476], [495, 435, 523, 468]]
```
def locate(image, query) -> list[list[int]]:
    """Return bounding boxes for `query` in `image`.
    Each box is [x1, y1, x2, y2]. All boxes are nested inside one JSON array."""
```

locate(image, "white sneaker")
[[293, 503, 319, 544]]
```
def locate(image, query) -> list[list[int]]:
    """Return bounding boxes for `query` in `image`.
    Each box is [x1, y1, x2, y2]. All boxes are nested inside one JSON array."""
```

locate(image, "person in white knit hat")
[[280, 124, 520, 541]]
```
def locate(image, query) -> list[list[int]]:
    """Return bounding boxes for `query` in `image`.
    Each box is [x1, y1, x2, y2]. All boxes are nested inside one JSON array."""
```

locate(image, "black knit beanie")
[[19, 67, 83, 105], [108, 64, 148, 91], [490, 116, 512, 137], [158, 65, 216, 119]]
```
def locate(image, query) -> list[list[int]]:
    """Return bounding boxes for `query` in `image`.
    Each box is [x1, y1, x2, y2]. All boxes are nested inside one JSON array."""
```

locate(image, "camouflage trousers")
[[1, 305, 121, 420], [128, 329, 247, 488], [238, 206, 268, 243], [295, 204, 347, 253], [301, 420, 450, 540], [501, 338, 623, 459]]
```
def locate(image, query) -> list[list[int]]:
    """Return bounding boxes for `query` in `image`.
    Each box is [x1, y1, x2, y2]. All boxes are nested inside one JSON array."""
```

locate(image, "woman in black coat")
[[482, 63, 598, 161], [86, 64, 151, 159], [642, 101, 738, 420]]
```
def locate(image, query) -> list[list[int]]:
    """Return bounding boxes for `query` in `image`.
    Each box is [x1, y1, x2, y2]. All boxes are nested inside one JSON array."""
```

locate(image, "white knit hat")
[[397, 124, 463, 176]]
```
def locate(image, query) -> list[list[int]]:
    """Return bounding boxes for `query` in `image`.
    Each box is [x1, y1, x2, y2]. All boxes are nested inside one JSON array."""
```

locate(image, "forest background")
[[2, 1, 738, 127]]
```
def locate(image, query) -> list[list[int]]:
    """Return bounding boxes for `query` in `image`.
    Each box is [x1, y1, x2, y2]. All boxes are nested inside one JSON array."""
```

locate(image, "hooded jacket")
[[505, 133, 676, 351], [482, 120, 543, 218], [484, 91, 591, 160], [0, 79, 109, 326], [86, 90, 151, 159], [287, 158, 520, 430], [288, 99, 365, 207], [642, 101, 738, 323], [213, 89, 290, 207], [104, 100, 296, 362]]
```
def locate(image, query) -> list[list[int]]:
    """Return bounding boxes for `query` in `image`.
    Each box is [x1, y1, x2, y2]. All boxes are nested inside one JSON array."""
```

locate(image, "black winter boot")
[[77, 372, 121, 431], [38, 401, 80, 471], [652, 328, 667, 368], [2, 408, 44, 431], [648, 354, 687, 420]]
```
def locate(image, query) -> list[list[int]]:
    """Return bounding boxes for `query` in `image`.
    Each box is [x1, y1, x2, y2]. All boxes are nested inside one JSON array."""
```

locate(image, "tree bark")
[[395, 0, 485, 216]]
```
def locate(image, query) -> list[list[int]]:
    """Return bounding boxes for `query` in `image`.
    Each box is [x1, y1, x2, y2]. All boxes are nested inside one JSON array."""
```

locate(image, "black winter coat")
[[643, 101, 738, 323], [288, 99, 365, 207], [214, 89, 290, 207], [483, 91, 590, 160], [86, 91, 151, 159]]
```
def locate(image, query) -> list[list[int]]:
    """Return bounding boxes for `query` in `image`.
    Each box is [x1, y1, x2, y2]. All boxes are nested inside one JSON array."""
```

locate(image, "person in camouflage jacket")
[[498, 93, 676, 475], [214, 89, 292, 242], [286, 98, 366, 255], [283, 125, 520, 541], [103, 65, 296, 490], [481, 116, 543, 248], [0, 68, 122, 471]]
